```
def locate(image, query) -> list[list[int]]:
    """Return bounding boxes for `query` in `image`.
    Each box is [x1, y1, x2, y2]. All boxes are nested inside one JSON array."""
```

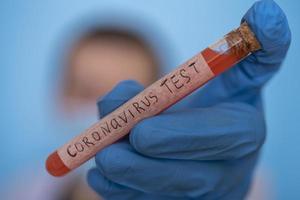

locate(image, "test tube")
[[46, 22, 261, 177]]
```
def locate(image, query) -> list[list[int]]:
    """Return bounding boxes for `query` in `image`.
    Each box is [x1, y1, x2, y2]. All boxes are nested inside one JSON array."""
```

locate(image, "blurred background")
[[0, 0, 299, 199]]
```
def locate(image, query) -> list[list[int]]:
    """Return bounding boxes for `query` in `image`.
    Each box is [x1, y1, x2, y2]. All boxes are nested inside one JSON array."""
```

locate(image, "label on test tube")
[[57, 53, 214, 170]]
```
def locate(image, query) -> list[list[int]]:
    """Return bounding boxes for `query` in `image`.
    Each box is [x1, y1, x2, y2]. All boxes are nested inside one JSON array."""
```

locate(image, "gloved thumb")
[[97, 80, 144, 118], [241, 0, 291, 83]]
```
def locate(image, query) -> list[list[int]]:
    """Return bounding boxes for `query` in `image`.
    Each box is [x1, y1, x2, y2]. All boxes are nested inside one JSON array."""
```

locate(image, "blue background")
[[1, 0, 299, 199]]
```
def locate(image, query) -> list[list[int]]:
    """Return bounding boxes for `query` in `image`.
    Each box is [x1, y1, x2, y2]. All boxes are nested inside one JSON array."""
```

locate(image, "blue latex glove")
[[87, 0, 291, 199]]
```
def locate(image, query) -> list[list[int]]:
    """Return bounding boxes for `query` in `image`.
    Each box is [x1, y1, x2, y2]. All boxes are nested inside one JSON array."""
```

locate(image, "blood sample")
[[46, 22, 261, 177]]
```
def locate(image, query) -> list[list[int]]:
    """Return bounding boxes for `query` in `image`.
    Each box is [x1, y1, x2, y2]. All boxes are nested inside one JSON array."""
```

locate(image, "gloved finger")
[[87, 168, 184, 200], [97, 80, 144, 118], [87, 168, 143, 199], [186, 0, 291, 108], [94, 141, 258, 198], [129, 102, 265, 160]]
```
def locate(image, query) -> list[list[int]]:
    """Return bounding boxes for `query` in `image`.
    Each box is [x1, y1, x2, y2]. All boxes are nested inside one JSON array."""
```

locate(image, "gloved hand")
[[87, 0, 291, 199]]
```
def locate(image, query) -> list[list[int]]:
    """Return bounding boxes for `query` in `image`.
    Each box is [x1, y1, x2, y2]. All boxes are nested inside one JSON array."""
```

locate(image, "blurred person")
[[55, 28, 161, 200], [2, 12, 169, 200]]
